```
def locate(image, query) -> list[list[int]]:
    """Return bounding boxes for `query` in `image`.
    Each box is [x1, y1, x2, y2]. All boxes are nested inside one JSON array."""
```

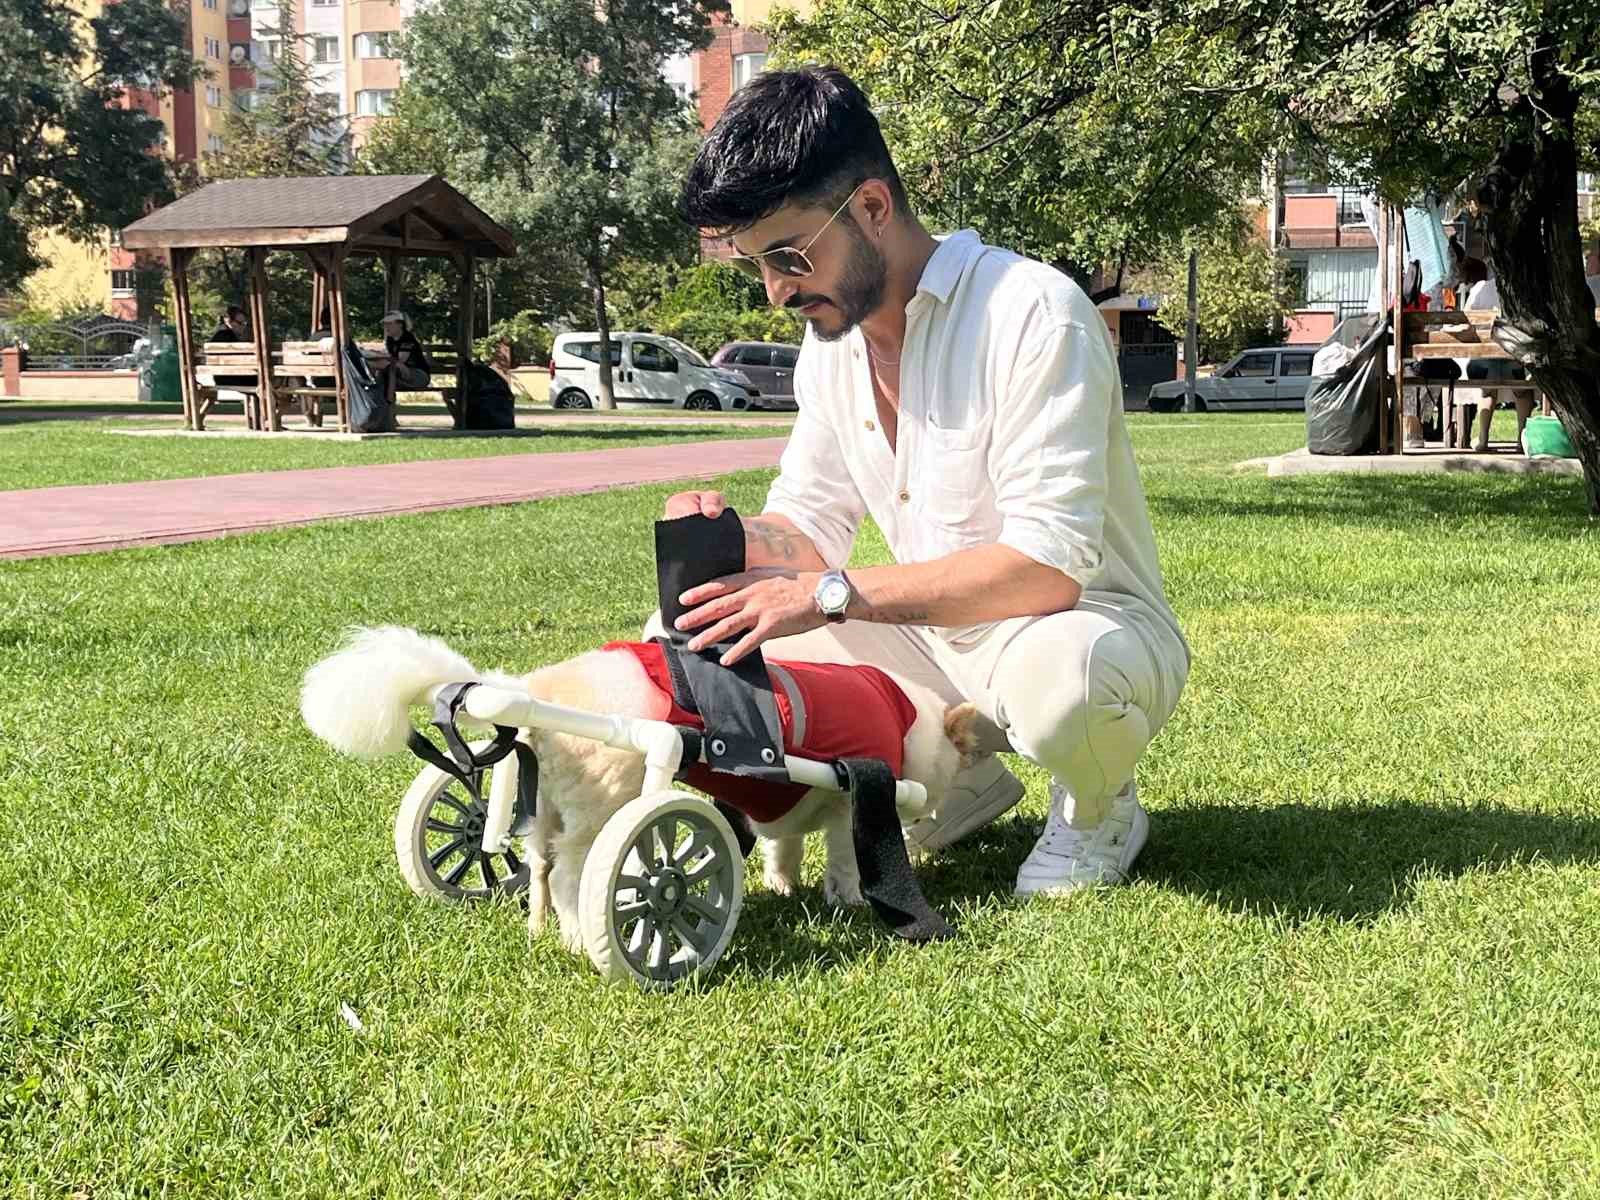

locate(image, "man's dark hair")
[[678, 65, 908, 233], [225, 304, 246, 321]]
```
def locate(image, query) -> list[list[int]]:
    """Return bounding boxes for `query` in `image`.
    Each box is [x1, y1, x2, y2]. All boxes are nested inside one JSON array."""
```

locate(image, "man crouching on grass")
[[657, 66, 1189, 896]]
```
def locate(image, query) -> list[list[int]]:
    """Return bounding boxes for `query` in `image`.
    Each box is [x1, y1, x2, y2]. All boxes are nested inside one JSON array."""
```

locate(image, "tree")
[[774, 0, 1600, 511], [399, 0, 723, 408], [1139, 213, 1296, 364], [769, 1, 1274, 287], [180, 4, 352, 338], [0, 0, 197, 294]]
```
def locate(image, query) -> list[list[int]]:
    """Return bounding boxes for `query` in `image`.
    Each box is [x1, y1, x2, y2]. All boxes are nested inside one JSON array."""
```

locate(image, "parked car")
[[548, 332, 760, 411], [1147, 345, 1321, 412], [710, 341, 801, 410]]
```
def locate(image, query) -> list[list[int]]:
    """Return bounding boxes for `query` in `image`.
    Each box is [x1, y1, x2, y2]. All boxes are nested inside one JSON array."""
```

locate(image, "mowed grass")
[[0, 414, 788, 491], [4, 412, 1600, 1198]]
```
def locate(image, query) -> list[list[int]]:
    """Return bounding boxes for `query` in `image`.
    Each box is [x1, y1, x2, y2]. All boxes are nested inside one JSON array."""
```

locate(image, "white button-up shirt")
[[765, 230, 1182, 648]]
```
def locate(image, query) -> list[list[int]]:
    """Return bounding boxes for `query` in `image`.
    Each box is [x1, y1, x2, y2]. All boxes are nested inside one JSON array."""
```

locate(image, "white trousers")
[[647, 591, 1188, 829]]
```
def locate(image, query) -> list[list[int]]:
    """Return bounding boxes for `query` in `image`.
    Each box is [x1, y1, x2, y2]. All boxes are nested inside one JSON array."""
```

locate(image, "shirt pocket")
[[915, 423, 991, 532]]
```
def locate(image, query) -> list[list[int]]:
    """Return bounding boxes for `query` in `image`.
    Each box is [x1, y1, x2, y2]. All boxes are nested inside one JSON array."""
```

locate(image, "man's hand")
[[675, 568, 823, 666], [662, 490, 726, 520]]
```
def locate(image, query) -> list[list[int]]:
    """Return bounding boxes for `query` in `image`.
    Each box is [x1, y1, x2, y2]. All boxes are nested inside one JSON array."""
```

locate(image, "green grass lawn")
[[5, 412, 1599, 1197], [0, 415, 787, 491]]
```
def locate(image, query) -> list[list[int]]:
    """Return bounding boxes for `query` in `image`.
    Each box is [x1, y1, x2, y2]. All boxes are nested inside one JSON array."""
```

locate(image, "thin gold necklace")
[[867, 342, 901, 368]]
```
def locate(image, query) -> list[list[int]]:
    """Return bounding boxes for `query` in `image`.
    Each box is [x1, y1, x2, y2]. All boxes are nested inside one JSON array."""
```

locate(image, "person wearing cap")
[[381, 310, 432, 392]]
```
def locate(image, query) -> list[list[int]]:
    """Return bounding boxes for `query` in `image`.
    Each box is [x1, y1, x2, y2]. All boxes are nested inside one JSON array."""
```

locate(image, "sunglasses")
[[727, 182, 865, 281]]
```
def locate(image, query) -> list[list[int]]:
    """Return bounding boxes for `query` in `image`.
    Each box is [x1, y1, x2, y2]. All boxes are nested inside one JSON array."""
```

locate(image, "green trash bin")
[[145, 323, 181, 404], [1523, 414, 1576, 458]]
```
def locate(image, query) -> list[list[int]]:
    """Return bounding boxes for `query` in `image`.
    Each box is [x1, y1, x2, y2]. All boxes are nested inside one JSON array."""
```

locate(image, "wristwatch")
[[814, 569, 853, 623]]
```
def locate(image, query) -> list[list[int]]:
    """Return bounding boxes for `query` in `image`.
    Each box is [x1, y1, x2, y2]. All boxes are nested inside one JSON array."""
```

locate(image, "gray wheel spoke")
[[614, 897, 651, 921], [684, 894, 727, 924], [675, 828, 714, 870], [651, 818, 677, 867], [501, 848, 523, 874], [648, 925, 671, 975], [669, 913, 713, 958], [428, 836, 468, 870], [615, 873, 650, 895], [445, 851, 476, 886], [425, 818, 462, 835], [480, 855, 497, 889], [684, 855, 725, 886]]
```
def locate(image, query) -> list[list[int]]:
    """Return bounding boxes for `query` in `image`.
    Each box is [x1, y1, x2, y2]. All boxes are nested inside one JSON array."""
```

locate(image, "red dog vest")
[[605, 641, 919, 823]]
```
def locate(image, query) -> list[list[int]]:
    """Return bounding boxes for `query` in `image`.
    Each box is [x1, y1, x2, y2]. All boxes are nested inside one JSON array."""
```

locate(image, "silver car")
[[711, 341, 801, 410], [1147, 345, 1320, 412]]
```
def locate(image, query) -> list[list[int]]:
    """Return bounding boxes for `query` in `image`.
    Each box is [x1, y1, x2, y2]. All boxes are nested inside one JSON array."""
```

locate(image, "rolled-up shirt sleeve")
[[762, 359, 866, 569], [989, 319, 1115, 588]]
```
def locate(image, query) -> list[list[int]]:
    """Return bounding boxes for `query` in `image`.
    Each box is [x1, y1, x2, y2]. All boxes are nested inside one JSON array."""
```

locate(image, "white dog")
[[302, 626, 979, 954]]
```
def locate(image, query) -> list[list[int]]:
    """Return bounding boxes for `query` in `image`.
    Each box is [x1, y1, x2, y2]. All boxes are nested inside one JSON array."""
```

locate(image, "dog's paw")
[[943, 701, 983, 769], [823, 870, 866, 909], [558, 922, 586, 957], [763, 867, 799, 897]]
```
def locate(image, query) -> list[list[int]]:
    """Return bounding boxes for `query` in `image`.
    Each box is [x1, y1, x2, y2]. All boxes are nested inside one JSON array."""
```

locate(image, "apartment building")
[[30, 0, 413, 318], [1271, 162, 1600, 343]]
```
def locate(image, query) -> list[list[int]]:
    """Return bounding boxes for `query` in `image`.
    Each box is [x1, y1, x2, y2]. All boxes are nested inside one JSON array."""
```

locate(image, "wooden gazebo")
[[121, 174, 516, 432]]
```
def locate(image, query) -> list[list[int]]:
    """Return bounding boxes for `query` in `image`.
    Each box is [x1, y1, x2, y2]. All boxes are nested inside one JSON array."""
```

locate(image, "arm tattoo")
[[743, 518, 802, 562]]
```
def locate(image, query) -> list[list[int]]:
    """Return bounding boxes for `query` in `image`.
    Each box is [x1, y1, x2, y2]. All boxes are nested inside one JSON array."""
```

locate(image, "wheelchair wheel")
[[579, 791, 744, 989], [396, 743, 530, 901]]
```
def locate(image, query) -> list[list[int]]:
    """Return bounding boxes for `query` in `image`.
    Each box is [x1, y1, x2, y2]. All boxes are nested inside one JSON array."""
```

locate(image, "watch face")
[[819, 578, 850, 611]]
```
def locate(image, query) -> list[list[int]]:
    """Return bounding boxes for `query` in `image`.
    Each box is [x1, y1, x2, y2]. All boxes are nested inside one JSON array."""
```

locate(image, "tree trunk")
[[1475, 57, 1600, 513], [1183, 247, 1199, 414], [588, 253, 616, 411]]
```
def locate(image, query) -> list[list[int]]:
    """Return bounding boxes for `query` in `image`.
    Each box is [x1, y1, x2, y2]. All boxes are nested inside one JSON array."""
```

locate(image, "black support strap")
[[836, 757, 957, 942], [404, 681, 538, 830], [654, 510, 786, 782]]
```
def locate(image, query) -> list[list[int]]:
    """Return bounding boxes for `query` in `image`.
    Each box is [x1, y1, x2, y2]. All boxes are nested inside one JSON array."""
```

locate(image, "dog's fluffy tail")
[[301, 625, 509, 759]]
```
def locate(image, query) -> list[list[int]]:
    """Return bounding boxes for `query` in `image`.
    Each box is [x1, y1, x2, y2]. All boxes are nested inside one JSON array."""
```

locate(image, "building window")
[[311, 0, 338, 5], [255, 38, 280, 62], [207, 133, 226, 153], [354, 31, 399, 58], [202, 0, 218, 10], [232, 89, 258, 112], [111, 270, 137, 293], [312, 35, 339, 62], [732, 52, 767, 91], [204, 36, 222, 58], [1580, 172, 1597, 194], [355, 88, 396, 116], [205, 84, 224, 107]]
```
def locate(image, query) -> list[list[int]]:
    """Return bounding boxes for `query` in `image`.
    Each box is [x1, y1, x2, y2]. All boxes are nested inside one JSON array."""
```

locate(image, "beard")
[[786, 219, 887, 342]]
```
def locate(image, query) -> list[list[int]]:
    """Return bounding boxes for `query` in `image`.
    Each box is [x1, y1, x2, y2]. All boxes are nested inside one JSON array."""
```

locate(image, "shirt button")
[[898, 490, 910, 503], [865, 419, 875, 431]]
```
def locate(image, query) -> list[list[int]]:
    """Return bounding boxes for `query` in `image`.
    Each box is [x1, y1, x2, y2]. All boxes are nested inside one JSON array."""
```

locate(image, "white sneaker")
[[1014, 780, 1147, 897], [903, 754, 1025, 857]]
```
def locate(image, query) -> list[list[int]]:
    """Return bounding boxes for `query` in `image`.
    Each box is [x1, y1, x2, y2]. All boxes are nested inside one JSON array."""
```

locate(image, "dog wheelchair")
[[387, 509, 955, 990], [395, 675, 945, 990]]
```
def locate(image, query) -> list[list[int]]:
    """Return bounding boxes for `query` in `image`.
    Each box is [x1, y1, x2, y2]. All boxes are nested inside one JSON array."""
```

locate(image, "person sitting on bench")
[[381, 311, 432, 394]]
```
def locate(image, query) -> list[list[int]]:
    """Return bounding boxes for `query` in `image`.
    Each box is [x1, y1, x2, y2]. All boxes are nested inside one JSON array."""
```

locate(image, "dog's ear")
[[943, 702, 982, 770]]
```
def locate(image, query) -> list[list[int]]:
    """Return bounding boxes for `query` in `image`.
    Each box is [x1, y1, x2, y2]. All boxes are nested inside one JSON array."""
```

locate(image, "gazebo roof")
[[121, 174, 516, 258]]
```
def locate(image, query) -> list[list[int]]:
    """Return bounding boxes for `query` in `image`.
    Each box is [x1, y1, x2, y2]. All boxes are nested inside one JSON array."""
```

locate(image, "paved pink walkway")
[[0, 437, 787, 559]]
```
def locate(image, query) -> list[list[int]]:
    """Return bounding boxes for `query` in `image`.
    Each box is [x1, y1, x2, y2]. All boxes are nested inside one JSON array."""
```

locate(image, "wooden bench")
[[194, 341, 270, 430], [272, 339, 464, 431], [1401, 310, 1546, 447]]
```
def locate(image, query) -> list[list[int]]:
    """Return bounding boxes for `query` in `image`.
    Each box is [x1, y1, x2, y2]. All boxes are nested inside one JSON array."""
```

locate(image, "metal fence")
[[0, 316, 151, 370]]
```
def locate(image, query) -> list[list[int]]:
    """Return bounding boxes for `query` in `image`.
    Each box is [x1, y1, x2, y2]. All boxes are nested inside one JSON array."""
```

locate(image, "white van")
[[548, 332, 760, 411]]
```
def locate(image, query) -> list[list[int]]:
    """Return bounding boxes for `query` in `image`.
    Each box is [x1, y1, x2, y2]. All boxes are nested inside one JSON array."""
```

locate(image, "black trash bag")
[[462, 362, 515, 430], [1307, 317, 1389, 456], [342, 338, 395, 433]]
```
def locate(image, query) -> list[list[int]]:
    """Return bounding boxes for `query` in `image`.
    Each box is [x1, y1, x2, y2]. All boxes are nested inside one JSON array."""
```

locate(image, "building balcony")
[[1280, 192, 1374, 250]]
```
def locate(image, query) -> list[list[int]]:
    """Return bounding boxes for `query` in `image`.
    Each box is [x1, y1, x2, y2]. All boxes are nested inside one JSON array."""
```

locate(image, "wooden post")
[[328, 250, 351, 432], [456, 253, 475, 429], [170, 248, 200, 431], [1392, 203, 1407, 453], [248, 247, 280, 431], [383, 250, 402, 315], [310, 266, 326, 336]]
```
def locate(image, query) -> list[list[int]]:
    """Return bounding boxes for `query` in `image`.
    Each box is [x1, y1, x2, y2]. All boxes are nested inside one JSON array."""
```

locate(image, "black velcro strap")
[[837, 757, 956, 942], [404, 682, 537, 823], [654, 511, 786, 782], [658, 637, 699, 715]]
